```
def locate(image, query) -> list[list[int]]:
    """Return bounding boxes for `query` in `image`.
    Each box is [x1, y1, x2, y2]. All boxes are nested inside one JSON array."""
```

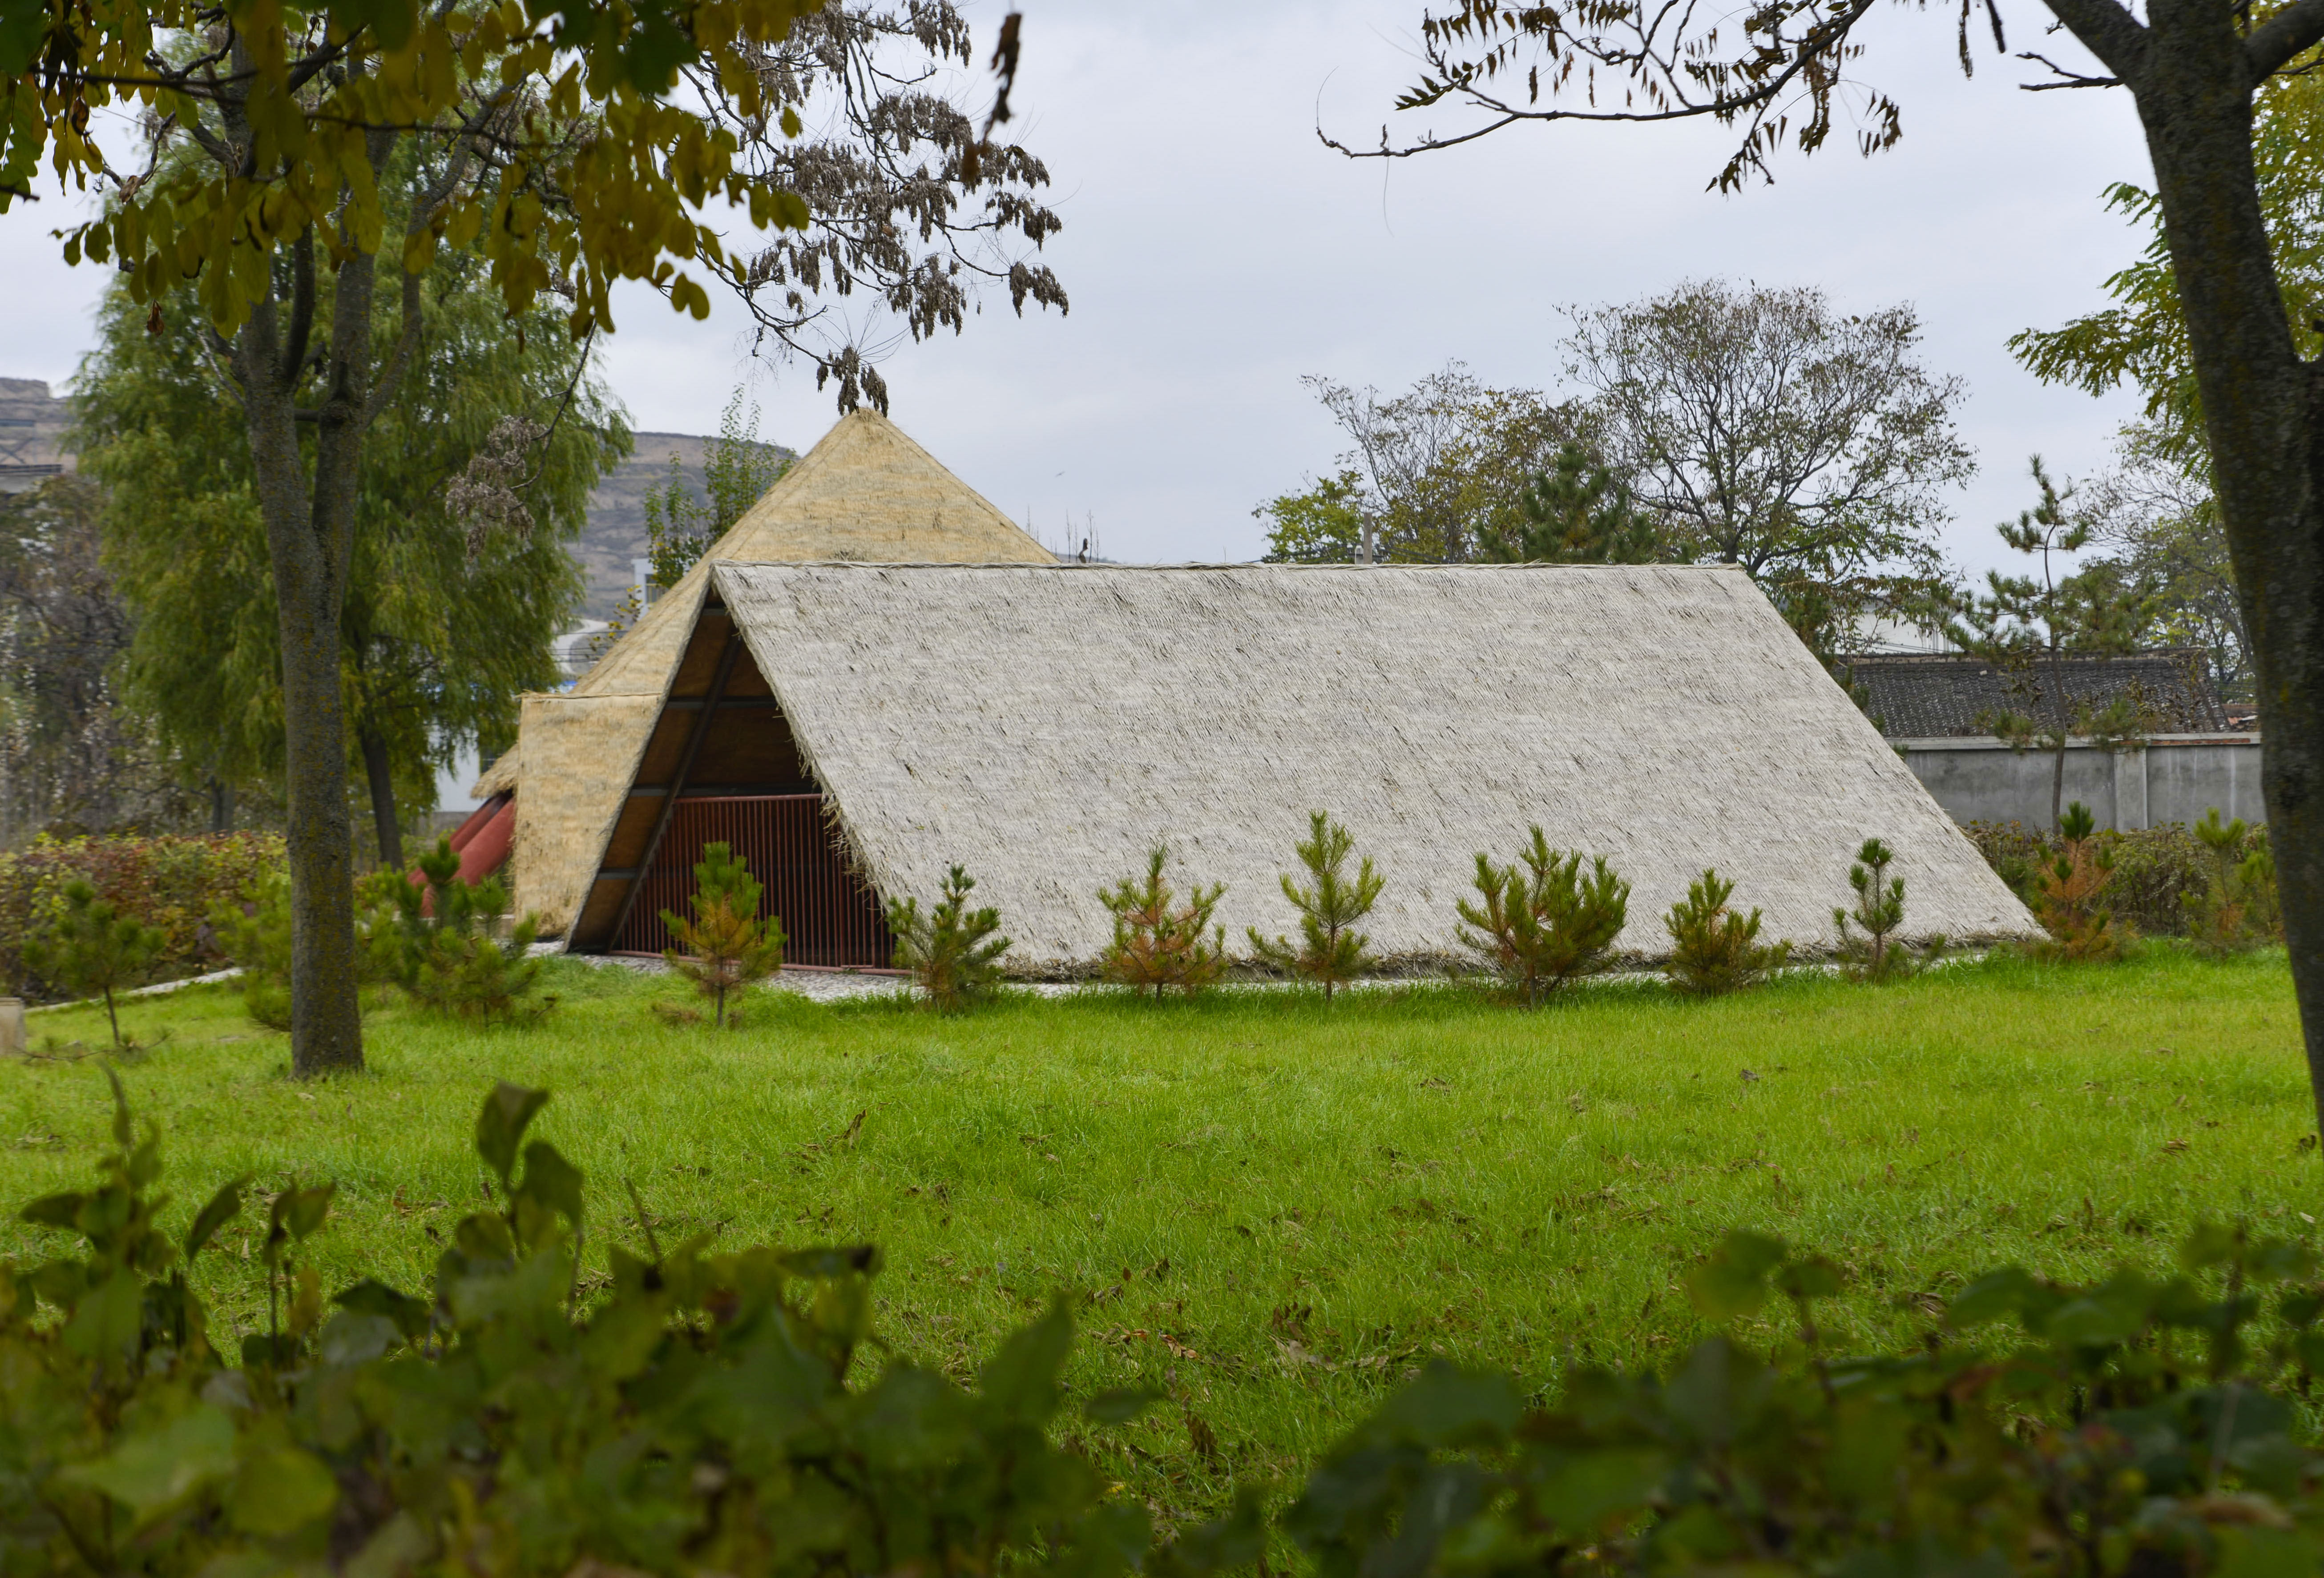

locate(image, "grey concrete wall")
[[1896, 734, 2265, 831]]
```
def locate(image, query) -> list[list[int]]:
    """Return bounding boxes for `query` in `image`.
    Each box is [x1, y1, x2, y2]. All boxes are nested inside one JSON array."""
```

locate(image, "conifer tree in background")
[[1249, 813, 1384, 1002], [1098, 844, 1228, 999], [888, 865, 1012, 1012], [1480, 444, 1663, 565], [372, 840, 548, 1022], [644, 391, 793, 590], [23, 879, 163, 1051], [662, 842, 787, 1027], [1948, 459, 2159, 832], [1662, 870, 1790, 996]]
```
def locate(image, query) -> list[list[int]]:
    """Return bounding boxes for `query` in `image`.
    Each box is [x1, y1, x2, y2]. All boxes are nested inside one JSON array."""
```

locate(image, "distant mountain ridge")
[[573, 430, 796, 620]]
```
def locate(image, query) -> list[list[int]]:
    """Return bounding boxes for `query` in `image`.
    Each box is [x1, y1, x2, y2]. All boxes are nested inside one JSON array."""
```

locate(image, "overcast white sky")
[[2, 0, 2155, 576]]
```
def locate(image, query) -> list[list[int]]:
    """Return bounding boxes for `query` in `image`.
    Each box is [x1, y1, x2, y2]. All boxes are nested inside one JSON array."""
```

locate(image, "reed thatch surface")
[[710, 561, 2040, 972], [481, 409, 1054, 916]]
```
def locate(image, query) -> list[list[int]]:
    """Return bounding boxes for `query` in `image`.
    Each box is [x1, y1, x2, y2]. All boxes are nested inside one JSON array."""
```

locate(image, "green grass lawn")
[[0, 949, 2311, 1523]]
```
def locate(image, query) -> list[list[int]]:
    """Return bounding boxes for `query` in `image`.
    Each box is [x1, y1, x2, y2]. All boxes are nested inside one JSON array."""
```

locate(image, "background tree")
[[74, 254, 623, 872], [1340, 0, 2324, 1143], [1266, 364, 1584, 563], [0, 475, 197, 844], [2081, 428, 2252, 704], [1949, 459, 2159, 829], [4, 0, 1056, 1075], [1248, 812, 1384, 1003], [1561, 281, 1971, 657]]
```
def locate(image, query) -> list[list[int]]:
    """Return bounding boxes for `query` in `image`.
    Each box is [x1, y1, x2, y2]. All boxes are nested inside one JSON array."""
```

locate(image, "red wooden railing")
[[611, 794, 892, 968]]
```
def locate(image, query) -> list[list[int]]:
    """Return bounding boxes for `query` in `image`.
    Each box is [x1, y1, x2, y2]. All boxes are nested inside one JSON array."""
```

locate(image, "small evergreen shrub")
[[1662, 868, 1790, 995], [1248, 811, 1383, 1002], [371, 837, 550, 1021], [2029, 801, 2126, 962], [1454, 828, 1628, 1005], [1832, 836, 1939, 981], [1097, 843, 1227, 998], [209, 869, 294, 1030], [21, 878, 164, 1049], [2187, 807, 2281, 953], [662, 841, 786, 1026], [1964, 817, 2259, 936], [887, 864, 1011, 1010]]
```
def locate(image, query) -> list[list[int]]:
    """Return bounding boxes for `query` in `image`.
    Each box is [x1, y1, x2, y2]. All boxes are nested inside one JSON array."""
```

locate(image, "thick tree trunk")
[[232, 239, 371, 1078], [360, 723, 403, 870], [2112, 0, 2324, 1138]]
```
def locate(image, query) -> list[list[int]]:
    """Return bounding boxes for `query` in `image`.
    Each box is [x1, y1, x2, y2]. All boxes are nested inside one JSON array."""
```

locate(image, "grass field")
[[0, 948, 2311, 1523]]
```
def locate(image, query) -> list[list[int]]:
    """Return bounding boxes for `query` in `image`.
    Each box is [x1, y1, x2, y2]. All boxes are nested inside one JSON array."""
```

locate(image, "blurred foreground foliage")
[[6, 1074, 2324, 1578]]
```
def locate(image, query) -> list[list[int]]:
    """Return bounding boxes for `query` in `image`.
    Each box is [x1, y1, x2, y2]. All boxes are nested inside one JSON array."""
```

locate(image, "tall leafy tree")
[[640, 390, 791, 591], [1561, 281, 1971, 656], [1265, 364, 1584, 563], [2082, 426, 2253, 703], [73, 249, 625, 871], [2, 0, 1062, 1075], [1339, 0, 2324, 1138]]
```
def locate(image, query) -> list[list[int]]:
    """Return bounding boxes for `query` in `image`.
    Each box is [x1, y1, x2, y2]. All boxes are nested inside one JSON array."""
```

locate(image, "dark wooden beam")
[[600, 630, 743, 948]]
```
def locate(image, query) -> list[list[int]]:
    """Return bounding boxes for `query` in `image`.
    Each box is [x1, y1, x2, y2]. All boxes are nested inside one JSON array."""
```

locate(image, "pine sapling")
[[1832, 838, 1939, 982], [1098, 843, 1227, 999], [211, 868, 295, 1030], [1662, 869, 1791, 996], [662, 841, 786, 1027], [1455, 828, 1628, 1006], [2029, 802, 2124, 962], [24, 878, 164, 1050], [888, 864, 1011, 1011], [1248, 812, 1384, 1003], [379, 837, 551, 1021], [2186, 808, 2279, 953]]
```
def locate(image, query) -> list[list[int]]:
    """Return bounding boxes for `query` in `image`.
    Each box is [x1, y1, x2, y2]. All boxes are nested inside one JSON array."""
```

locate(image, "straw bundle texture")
[[710, 560, 2039, 972], [482, 408, 1053, 920]]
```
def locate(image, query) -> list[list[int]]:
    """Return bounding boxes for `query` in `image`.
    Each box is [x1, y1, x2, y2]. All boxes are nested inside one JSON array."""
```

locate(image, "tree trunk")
[[232, 238, 371, 1078], [361, 723, 403, 870], [2112, 0, 2324, 1138], [208, 775, 234, 834]]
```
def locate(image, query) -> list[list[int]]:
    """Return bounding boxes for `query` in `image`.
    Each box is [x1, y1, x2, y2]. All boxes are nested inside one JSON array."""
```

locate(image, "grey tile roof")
[[1840, 651, 2229, 738]]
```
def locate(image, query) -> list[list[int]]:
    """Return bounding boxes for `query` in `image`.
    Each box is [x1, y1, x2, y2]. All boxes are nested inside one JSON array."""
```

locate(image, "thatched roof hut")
[[479, 408, 1054, 930], [544, 560, 2037, 970]]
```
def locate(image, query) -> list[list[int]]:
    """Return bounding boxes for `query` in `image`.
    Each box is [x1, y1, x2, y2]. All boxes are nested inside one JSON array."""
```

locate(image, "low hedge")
[[0, 832, 283, 1001], [4, 1074, 2323, 1578], [1965, 817, 2268, 936]]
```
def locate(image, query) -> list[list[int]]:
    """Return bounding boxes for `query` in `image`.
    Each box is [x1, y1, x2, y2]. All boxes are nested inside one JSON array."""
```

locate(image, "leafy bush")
[[1662, 868, 1790, 995], [1965, 815, 2269, 937], [369, 837, 549, 1021], [1098, 842, 1227, 998], [2029, 801, 2127, 962], [1248, 811, 1384, 1002], [2187, 808, 2281, 953], [1454, 829, 1628, 1005], [662, 841, 786, 1026], [0, 831, 285, 1000], [20, 878, 164, 1048], [888, 863, 1012, 1010], [1832, 836, 1939, 981], [1287, 1223, 2324, 1578], [0, 1075, 1151, 1578]]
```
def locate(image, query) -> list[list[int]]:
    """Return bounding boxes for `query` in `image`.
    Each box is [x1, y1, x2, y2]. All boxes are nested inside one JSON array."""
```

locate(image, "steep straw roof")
[[483, 409, 1054, 925], [473, 408, 1051, 801], [709, 560, 2038, 970]]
